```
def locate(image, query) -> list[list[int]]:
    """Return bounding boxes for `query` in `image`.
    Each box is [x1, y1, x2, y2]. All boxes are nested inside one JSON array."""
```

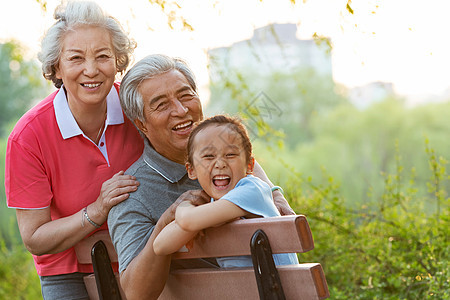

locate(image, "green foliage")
[[206, 45, 450, 298], [0, 135, 18, 249], [346, 1, 354, 15], [0, 40, 51, 136], [252, 98, 450, 209], [0, 136, 40, 299], [35, 0, 47, 12], [283, 144, 449, 299], [0, 39, 43, 298], [0, 227, 41, 299], [207, 67, 347, 148]]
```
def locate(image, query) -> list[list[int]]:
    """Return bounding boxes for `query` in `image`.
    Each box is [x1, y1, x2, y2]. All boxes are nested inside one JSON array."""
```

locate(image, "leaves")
[[0, 41, 51, 136], [35, 0, 47, 12], [346, 0, 354, 14], [286, 148, 449, 298], [312, 33, 333, 53], [208, 40, 450, 297], [149, 0, 194, 31], [0, 225, 41, 299]]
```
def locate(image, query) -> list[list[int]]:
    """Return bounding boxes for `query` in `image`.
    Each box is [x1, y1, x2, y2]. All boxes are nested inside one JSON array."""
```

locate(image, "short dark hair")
[[187, 114, 252, 165]]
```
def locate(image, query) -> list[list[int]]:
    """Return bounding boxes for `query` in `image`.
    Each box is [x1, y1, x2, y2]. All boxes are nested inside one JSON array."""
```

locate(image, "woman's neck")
[[67, 98, 107, 144]]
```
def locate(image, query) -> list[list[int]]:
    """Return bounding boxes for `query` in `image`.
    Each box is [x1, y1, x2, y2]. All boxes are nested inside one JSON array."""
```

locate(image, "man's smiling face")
[[135, 69, 203, 164]]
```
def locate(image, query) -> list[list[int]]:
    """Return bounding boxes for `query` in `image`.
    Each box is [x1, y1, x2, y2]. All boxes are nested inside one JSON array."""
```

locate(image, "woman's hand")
[[91, 171, 140, 223]]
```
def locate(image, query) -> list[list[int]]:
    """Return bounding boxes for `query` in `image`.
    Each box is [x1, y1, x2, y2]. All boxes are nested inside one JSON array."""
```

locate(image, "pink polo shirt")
[[4, 83, 143, 276]]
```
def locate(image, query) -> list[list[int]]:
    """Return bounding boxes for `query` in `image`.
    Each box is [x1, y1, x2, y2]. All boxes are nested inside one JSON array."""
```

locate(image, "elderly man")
[[108, 54, 294, 299]]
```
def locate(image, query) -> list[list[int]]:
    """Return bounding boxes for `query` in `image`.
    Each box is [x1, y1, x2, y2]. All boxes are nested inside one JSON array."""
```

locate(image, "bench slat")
[[172, 215, 314, 260], [84, 263, 329, 300], [159, 263, 329, 300]]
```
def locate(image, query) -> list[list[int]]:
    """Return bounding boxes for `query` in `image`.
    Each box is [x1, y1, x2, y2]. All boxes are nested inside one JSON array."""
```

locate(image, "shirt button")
[[100, 142, 104, 147]]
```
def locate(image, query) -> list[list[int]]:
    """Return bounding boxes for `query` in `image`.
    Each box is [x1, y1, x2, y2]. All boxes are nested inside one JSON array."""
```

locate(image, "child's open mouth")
[[212, 175, 230, 190]]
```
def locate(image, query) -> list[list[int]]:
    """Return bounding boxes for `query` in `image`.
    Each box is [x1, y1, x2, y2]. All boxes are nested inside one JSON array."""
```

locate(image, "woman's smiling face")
[[56, 24, 117, 108]]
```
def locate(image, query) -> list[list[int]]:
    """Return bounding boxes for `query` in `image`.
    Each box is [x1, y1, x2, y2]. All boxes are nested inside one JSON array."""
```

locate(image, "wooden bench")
[[75, 215, 329, 299]]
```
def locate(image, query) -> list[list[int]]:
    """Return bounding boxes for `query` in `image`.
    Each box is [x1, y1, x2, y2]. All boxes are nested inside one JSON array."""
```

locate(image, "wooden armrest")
[[172, 215, 314, 260], [74, 230, 118, 264]]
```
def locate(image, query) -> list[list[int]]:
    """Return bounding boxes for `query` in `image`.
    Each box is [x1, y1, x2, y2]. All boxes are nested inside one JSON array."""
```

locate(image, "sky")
[[1, 0, 450, 104]]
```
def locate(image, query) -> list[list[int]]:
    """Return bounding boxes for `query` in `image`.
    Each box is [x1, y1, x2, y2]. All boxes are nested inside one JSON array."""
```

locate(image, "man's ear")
[[246, 156, 255, 174], [186, 162, 197, 180], [134, 119, 147, 133]]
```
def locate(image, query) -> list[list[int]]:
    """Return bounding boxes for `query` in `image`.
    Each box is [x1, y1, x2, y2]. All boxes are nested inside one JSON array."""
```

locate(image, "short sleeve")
[[5, 137, 53, 209], [108, 198, 154, 273], [220, 176, 280, 218]]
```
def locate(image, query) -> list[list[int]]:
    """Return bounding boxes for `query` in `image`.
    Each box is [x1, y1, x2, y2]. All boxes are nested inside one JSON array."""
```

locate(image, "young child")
[[153, 115, 299, 267]]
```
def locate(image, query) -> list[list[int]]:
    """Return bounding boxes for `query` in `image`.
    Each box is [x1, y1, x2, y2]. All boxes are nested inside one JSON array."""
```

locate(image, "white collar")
[[54, 85, 124, 139]]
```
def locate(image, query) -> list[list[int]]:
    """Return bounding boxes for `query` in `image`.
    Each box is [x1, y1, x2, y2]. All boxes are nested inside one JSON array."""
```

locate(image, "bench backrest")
[[75, 215, 329, 300], [75, 215, 312, 264], [172, 214, 314, 259]]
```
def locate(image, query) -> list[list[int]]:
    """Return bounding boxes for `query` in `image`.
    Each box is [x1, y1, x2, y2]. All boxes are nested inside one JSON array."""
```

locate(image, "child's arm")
[[153, 220, 198, 256], [175, 199, 248, 232], [153, 200, 248, 256]]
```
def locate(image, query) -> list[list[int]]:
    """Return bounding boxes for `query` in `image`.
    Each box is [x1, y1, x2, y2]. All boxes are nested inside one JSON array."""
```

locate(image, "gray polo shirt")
[[108, 139, 201, 272]]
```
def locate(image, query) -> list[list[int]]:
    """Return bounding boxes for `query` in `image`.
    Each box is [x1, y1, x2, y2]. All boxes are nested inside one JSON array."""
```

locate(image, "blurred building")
[[207, 23, 398, 109], [207, 23, 332, 81], [348, 82, 394, 109]]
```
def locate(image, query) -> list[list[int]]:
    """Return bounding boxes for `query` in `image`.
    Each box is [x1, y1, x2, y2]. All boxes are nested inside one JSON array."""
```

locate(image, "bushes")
[[0, 226, 41, 299], [287, 143, 449, 299]]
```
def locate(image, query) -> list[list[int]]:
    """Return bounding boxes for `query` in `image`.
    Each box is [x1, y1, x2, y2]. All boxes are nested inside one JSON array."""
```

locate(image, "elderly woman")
[[4, 1, 143, 298], [108, 54, 294, 299]]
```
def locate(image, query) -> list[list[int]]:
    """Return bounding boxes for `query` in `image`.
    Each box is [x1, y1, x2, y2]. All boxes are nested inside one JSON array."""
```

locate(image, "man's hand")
[[176, 189, 210, 207], [160, 190, 210, 228]]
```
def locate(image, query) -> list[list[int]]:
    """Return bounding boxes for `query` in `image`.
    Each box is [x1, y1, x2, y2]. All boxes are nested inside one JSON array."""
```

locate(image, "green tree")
[[0, 40, 52, 248], [283, 144, 449, 299], [0, 230, 41, 299], [0, 40, 50, 136], [207, 67, 347, 148]]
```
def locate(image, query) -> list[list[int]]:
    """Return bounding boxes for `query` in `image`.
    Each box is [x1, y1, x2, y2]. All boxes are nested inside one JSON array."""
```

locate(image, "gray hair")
[[120, 54, 197, 136], [38, 0, 136, 88]]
